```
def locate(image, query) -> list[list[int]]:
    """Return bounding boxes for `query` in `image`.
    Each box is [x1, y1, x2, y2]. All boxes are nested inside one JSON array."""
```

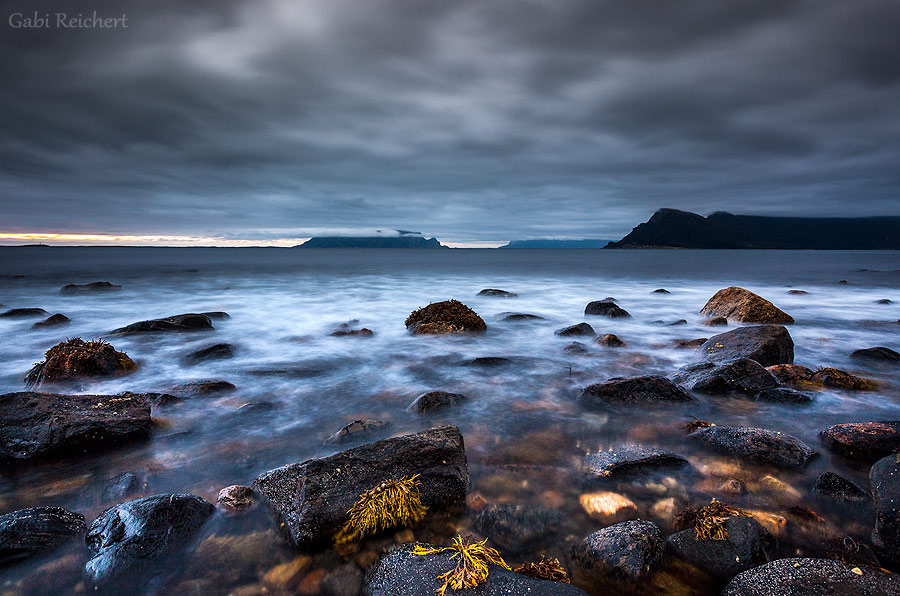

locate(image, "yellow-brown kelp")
[[413, 535, 510, 595], [333, 475, 427, 545], [514, 554, 570, 583], [673, 499, 750, 541], [24, 337, 136, 388]]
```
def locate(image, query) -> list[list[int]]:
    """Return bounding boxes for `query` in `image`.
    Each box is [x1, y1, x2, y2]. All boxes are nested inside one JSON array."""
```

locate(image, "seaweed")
[[685, 416, 714, 433], [333, 475, 427, 545], [673, 499, 749, 541], [405, 300, 487, 335], [24, 337, 135, 388], [514, 555, 570, 583], [413, 535, 510, 596]]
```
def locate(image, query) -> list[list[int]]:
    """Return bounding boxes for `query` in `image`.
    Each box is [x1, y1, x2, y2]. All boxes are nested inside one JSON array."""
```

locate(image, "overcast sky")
[[1, 0, 898, 245]]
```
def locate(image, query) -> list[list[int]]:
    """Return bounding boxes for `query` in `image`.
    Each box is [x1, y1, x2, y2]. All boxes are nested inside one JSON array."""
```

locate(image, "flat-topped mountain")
[[606, 209, 900, 249], [500, 239, 613, 249], [296, 231, 445, 248]]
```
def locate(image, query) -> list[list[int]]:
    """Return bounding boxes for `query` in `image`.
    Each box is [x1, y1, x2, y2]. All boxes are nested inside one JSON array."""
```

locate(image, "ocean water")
[[0, 247, 898, 595]]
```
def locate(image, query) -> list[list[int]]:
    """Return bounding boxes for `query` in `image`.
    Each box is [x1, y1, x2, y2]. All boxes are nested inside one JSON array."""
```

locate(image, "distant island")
[[499, 239, 613, 249], [605, 208, 900, 249], [296, 230, 445, 248]]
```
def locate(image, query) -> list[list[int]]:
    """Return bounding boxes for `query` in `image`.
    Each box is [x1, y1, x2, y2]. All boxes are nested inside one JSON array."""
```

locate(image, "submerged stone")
[[851, 347, 900, 363], [584, 301, 631, 318], [478, 288, 517, 297], [668, 516, 776, 582], [595, 333, 626, 347], [753, 387, 813, 403], [183, 343, 236, 363], [812, 472, 870, 504], [60, 281, 121, 294], [31, 313, 71, 329], [579, 375, 693, 407], [571, 520, 664, 581], [689, 425, 816, 468], [324, 419, 391, 445], [110, 313, 214, 334], [555, 322, 595, 337], [0, 308, 48, 318], [474, 503, 562, 552], [407, 391, 467, 413], [583, 445, 687, 478]]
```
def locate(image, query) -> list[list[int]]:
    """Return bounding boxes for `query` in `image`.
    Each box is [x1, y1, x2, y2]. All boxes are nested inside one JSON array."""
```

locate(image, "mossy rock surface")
[[405, 300, 486, 335], [25, 338, 135, 388]]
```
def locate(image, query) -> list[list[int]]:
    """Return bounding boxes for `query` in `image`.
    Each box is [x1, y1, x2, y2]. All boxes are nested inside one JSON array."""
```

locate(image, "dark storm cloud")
[[1, 0, 898, 242]]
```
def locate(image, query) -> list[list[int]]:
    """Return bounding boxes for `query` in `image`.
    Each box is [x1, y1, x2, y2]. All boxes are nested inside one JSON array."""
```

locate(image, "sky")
[[1, 0, 899, 246]]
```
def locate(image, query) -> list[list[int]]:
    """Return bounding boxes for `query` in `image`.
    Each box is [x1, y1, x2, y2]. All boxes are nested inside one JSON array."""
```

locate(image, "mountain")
[[499, 239, 614, 249], [296, 234, 445, 248], [605, 208, 900, 249]]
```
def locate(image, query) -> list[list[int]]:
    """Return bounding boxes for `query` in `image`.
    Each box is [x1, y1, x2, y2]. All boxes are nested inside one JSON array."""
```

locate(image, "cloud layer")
[[2, 0, 899, 243]]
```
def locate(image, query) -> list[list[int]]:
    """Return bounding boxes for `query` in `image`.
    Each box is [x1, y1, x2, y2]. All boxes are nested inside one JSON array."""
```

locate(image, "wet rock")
[[821, 421, 900, 460], [701, 325, 794, 367], [876, 298, 894, 305], [668, 516, 776, 582], [851, 346, 900, 363], [719, 479, 747, 495], [364, 543, 587, 596], [0, 391, 150, 461], [555, 322, 595, 337], [667, 319, 688, 326], [584, 301, 631, 318], [578, 492, 637, 523], [579, 375, 693, 407], [263, 555, 311, 591], [812, 472, 869, 504], [102, 472, 148, 502], [704, 316, 729, 327], [595, 333, 626, 347], [839, 280, 848, 284], [168, 380, 236, 397], [652, 288, 671, 294], [253, 426, 467, 549], [474, 503, 562, 552], [109, 313, 214, 334], [673, 338, 708, 349], [466, 356, 513, 367], [60, 281, 121, 294], [498, 312, 545, 321], [583, 445, 687, 478], [407, 391, 467, 413], [322, 564, 364, 596], [202, 311, 230, 320], [24, 338, 135, 388], [673, 358, 779, 395], [325, 419, 391, 445], [787, 289, 809, 295], [765, 364, 814, 388], [0, 507, 85, 565], [571, 520, 664, 581], [85, 493, 215, 585], [217, 485, 255, 512], [700, 287, 794, 324], [689, 425, 816, 468], [871, 453, 900, 570], [478, 288, 517, 297], [405, 300, 486, 334], [183, 343, 236, 363], [811, 368, 877, 390], [330, 326, 374, 337], [721, 558, 900, 595], [31, 313, 71, 329], [0, 307, 49, 318], [564, 341, 589, 354], [753, 387, 813, 403]]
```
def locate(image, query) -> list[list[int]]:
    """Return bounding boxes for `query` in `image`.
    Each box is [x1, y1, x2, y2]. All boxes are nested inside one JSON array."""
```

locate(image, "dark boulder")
[[253, 426, 468, 549], [700, 325, 794, 367], [216, 485, 254, 512], [652, 289, 670, 294], [25, 338, 136, 388], [876, 299, 894, 305], [810, 367, 876, 390], [753, 387, 813, 403], [812, 472, 869, 504], [0, 507, 85, 565], [721, 558, 900, 595], [0, 308, 48, 318], [498, 312, 545, 321], [699, 287, 794, 324], [571, 520, 664, 580], [167, 380, 236, 398], [689, 425, 815, 468], [31, 313, 71, 329], [820, 421, 900, 461], [851, 346, 900, 363], [84, 493, 215, 585], [579, 375, 693, 407], [765, 364, 815, 388], [109, 313, 214, 335], [405, 300, 486, 335], [583, 445, 687, 478], [183, 343, 236, 363], [787, 289, 809, 295], [60, 282, 121, 294], [465, 356, 513, 367], [330, 326, 374, 337], [555, 322, 595, 337], [595, 333, 626, 347], [672, 359, 779, 395], [364, 543, 586, 596], [478, 288, 517, 297], [324, 419, 391, 445], [474, 504, 562, 552], [407, 391, 467, 413], [0, 392, 151, 461], [201, 311, 230, 320], [102, 472, 148, 502], [667, 516, 776, 582], [584, 301, 631, 318], [871, 453, 900, 570], [564, 342, 589, 354]]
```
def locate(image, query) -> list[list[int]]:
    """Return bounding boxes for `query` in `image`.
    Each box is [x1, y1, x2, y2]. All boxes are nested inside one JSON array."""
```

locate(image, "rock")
[[753, 387, 813, 403], [555, 322, 595, 337], [787, 289, 809, 295], [700, 287, 794, 324], [183, 343, 236, 363], [812, 472, 870, 504], [405, 300, 486, 334], [102, 472, 148, 502], [31, 313, 71, 329], [705, 317, 728, 327], [583, 445, 687, 478], [689, 425, 816, 468], [701, 325, 794, 367], [595, 333, 626, 347], [109, 313, 214, 334], [363, 543, 587, 596], [673, 338, 707, 349], [721, 558, 900, 595], [871, 453, 900, 569], [478, 288, 517, 297], [720, 479, 747, 495], [168, 380, 236, 397], [821, 421, 900, 460], [851, 347, 900, 363], [263, 556, 312, 591], [321, 563, 364, 596], [579, 492, 637, 523], [584, 301, 631, 318], [253, 426, 467, 549], [876, 299, 894, 305], [811, 368, 876, 390], [84, 493, 215, 585], [407, 391, 467, 413], [474, 503, 562, 552], [839, 280, 848, 285], [571, 520, 664, 581], [765, 364, 814, 388], [466, 356, 513, 367], [0, 507, 85, 565], [330, 326, 374, 337], [0, 307, 49, 318], [0, 391, 151, 461], [217, 485, 255, 511], [668, 516, 776, 582], [578, 375, 693, 407], [564, 342, 589, 354], [672, 358, 779, 395], [24, 338, 136, 388], [498, 312, 545, 321], [202, 311, 230, 319], [60, 282, 121, 294], [652, 289, 671, 294], [667, 319, 688, 326], [325, 419, 391, 445]]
